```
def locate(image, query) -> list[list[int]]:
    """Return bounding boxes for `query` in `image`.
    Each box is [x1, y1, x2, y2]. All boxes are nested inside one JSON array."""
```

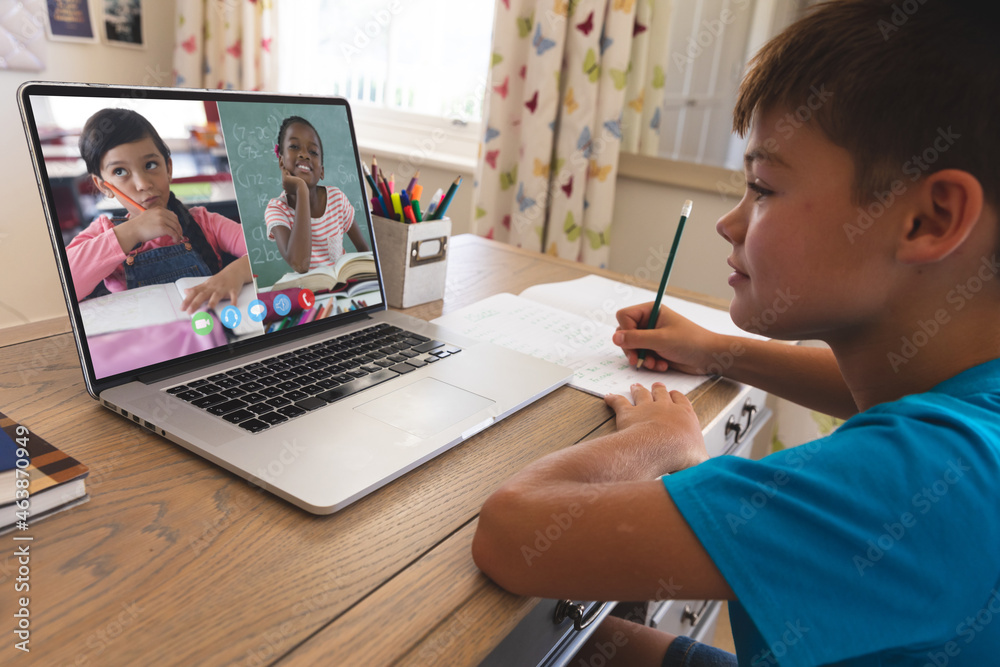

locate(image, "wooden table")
[[0, 235, 741, 666]]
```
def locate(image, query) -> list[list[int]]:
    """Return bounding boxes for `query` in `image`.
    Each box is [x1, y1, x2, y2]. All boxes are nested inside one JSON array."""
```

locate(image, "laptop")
[[18, 81, 572, 514]]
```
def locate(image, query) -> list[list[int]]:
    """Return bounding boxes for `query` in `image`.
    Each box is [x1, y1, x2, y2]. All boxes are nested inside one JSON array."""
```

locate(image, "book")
[[334, 279, 379, 299], [1, 420, 16, 503], [431, 274, 766, 399], [267, 252, 377, 293], [0, 411, 89, 535]]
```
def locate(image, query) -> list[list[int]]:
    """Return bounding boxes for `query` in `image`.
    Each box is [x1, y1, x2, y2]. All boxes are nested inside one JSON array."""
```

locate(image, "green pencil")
[[637, 199, 693, 370]]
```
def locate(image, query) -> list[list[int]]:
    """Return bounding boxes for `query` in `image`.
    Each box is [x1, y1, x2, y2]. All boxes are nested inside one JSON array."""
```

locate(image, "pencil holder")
[[371, 215, 451, 309]]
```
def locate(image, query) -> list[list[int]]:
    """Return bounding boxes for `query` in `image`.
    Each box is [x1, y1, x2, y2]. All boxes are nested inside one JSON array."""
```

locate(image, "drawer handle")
[[553, 600, 611, 631], [725, 399, 758, 445], [682, 600, 711, 626]]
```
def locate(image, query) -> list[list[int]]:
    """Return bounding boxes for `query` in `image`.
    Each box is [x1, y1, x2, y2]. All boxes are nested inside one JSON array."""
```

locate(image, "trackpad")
[[355, 378, 495, 439]]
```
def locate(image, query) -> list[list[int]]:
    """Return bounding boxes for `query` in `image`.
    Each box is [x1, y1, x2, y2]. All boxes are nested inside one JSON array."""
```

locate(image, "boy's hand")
[[115, 208, 183, 251], [605, 383, 708, 471], [613, 303, 724, 375]]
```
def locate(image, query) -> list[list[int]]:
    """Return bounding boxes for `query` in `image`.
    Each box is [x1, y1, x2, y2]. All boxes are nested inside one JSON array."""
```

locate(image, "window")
[[277, 0, 496, 164], [648, 0, 810, 170]]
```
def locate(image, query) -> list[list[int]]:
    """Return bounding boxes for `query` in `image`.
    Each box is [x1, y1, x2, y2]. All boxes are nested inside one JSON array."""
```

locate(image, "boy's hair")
[[276, 116, 323, 164], [733, 0, 999, 208], [79, 108, 172, 178]]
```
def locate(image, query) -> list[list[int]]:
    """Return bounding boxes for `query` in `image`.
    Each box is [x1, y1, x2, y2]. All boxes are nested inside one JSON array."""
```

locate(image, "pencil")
[[637, 200, 693, 370], [104, 182, 145, 211], [430, 176, 461, 221]]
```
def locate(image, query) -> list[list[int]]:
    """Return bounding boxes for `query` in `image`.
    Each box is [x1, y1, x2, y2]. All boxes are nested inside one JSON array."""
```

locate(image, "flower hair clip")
[[274, 143, 280, 159]]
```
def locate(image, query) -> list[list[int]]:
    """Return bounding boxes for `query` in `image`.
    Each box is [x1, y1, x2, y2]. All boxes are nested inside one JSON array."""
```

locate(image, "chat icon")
[[248, 299, 267, 322]]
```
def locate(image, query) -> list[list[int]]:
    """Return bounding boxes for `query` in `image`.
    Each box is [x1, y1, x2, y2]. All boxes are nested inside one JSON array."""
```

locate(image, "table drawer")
[[479, 599, 616, 667], [704, 385, 770, 458]]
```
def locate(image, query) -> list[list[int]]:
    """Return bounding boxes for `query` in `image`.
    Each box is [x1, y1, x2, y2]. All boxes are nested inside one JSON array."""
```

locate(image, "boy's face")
[[279, 123, 324, 186], [716, 108, 898, 341], [94, 136, 173, 214]]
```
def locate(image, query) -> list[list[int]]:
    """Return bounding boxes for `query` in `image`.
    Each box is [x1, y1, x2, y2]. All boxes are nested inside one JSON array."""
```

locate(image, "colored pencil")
[[430, 176, 461, 220], [104, 182, 145, 211], [637, 200, 693, 369]]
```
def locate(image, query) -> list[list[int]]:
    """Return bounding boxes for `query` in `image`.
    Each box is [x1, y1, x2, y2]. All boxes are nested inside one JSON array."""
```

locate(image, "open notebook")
[[433, 274, 766, 398]]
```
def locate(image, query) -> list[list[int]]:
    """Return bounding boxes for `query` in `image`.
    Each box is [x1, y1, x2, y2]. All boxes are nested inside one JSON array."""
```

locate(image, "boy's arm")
[[472, 384, 734, 603], [573, 616, 679, 667], [614, 303, 857, 419]]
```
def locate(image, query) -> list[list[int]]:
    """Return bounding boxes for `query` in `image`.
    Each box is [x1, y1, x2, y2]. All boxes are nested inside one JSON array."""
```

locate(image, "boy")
[[472, 1, 1000, 665]]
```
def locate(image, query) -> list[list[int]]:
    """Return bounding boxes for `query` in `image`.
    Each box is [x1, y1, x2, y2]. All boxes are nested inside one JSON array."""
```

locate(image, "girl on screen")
[[67, 108, 252, 313], [265, 115, 369, 274]]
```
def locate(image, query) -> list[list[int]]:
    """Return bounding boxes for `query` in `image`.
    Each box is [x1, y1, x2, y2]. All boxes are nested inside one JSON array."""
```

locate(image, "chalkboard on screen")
[[217, 101, 371, 290]]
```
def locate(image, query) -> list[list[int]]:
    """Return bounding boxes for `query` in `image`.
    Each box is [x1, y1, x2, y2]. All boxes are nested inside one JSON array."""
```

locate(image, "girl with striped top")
[[265, 116, 369, 274]]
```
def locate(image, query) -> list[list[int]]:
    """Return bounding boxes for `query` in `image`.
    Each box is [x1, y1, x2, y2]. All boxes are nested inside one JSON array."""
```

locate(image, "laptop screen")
[[20, 84, 384, 383]]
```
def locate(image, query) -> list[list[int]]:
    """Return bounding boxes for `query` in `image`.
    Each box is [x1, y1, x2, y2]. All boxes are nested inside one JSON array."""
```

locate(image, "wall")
[[609, 176, 740, 302]]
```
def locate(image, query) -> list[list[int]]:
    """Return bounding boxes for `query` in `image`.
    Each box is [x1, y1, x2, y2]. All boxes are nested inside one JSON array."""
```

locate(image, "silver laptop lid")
[[19, 82, 385, 397]]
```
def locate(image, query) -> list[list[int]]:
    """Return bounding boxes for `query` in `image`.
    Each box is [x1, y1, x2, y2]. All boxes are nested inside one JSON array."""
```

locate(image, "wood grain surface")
[[0, 235, 739, 666]]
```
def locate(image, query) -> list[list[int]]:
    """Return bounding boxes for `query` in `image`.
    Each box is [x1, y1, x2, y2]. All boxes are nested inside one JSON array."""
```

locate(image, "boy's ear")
[[166, 156, 173, 180], [896, 169, 984, 265]]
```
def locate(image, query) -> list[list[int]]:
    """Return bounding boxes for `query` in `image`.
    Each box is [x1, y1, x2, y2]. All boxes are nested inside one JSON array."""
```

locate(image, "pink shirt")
[[66, 207, 248, 300], [264, 185, 355, 270]]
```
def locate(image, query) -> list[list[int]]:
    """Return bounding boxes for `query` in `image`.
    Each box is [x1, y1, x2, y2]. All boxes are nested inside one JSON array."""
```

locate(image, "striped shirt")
[[265, 185, 355, 270]]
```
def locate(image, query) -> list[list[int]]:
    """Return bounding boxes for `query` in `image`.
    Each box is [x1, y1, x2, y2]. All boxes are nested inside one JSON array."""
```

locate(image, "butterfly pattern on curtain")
[[173, 0, 276, 90], [475, 0, 672, 268]]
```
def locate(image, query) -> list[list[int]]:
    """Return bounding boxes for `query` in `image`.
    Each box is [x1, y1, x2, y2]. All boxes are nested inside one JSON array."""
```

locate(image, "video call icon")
[[273, 294, 292, 317], [191, 312, 214, 335], [248, 299, 267, 322]]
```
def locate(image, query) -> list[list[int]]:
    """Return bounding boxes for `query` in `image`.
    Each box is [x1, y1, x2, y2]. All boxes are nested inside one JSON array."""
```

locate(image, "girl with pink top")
[[67, 108, 251, 313]]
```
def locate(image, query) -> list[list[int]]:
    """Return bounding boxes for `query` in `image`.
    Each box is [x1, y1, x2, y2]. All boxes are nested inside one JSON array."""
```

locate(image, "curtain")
[[475, 0, 673, 267], [173, 0, 276, 90]]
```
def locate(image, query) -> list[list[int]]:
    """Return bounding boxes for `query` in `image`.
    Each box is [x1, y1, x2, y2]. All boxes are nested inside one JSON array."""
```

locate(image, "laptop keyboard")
[[164, 323, 461, 434]]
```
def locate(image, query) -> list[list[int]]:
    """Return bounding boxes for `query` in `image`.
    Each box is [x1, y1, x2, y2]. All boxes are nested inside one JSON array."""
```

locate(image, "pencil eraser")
[[681, 200, 693, 217]]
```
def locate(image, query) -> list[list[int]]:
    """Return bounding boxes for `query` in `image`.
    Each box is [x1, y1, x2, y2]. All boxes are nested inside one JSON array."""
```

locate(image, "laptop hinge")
[[136, 311, 373, 385]]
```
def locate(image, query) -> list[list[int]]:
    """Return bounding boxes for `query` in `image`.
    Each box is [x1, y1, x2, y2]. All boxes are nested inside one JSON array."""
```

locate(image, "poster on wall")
[[102, 0, 142, 48], [44, 0, 98, 42]]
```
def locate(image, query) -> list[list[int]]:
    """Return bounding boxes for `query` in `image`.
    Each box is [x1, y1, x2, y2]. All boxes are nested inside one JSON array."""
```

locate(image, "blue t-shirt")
[[664, 358, 1000, 666]]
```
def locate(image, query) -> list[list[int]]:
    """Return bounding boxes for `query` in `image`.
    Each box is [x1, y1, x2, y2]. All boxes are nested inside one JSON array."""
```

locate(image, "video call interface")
[[28, 92, 380, 381]]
